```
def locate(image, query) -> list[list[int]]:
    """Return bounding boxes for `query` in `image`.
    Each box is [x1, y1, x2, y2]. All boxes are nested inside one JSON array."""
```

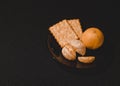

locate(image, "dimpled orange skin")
[[81, 27, 104, 50]]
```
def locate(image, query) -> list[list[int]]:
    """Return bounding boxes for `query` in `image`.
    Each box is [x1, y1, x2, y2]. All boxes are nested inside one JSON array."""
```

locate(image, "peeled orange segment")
[[69, 39, 86, 55], [62, 44, 76, 61], [78, 56, 95, 63]]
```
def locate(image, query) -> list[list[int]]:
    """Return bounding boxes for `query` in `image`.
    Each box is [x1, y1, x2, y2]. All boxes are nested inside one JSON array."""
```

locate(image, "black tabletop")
[[0, 0, 120, 86]]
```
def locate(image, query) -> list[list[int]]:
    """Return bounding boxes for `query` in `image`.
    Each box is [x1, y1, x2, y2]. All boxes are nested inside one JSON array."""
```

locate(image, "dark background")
[[0, 0, 120, 86]]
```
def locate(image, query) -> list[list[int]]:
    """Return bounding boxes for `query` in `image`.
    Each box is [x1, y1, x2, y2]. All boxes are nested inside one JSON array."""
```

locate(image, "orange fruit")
[[81, 27, 104, 50]]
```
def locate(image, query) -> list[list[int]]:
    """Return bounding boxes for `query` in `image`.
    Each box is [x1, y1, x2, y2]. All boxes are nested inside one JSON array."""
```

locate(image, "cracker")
[[67, 19, 82, 39], [49, 19, 78, 48]]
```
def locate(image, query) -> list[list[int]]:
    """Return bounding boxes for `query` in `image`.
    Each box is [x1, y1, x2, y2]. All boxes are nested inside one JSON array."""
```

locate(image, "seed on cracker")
[[49, 19, 78, 48], [67, 19, 83, 39]]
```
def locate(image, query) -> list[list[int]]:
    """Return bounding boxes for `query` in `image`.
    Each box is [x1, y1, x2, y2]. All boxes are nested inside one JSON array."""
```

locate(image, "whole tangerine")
[[81, 27, 104, 50]]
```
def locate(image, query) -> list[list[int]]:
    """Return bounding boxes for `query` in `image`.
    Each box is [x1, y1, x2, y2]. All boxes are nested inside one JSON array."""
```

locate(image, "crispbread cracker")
[[67, 19, 82, 39], [49, 19, 78, 48]]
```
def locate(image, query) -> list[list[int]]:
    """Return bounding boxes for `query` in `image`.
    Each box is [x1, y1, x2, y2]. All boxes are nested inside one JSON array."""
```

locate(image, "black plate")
[[48, 30, 114, 74]]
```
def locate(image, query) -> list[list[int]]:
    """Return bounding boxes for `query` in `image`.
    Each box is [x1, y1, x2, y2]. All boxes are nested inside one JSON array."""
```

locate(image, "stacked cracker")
[[49, 19, 82, 48]]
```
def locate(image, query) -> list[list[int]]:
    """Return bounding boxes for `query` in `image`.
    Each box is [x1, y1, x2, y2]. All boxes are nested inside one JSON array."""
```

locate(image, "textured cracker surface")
[[49, 19, 78, 48], [68, 19, 82, 39]]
